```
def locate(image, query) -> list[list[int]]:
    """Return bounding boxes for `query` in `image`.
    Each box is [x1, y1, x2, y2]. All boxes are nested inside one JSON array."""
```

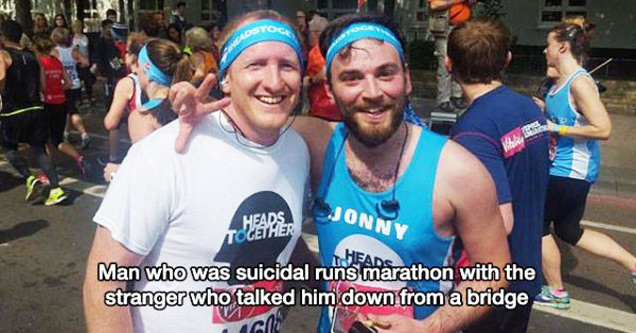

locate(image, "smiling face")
[[223, 41, 302, 142], [328, 39, 411, 148]]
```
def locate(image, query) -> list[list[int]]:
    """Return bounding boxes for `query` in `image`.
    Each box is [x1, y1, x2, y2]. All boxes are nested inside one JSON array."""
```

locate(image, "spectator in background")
[[166, 23, 183, 48], [153, 11, 167, 38], [137, 11, 160, 38], [72, 19, 95, 105], [54, 14, 68, 29], [207, 22, 221, 63], [305, 14, 340, 121], [296, 10, 309, 63], [186, 27, 217, 86], [32, 13, 51, 39], [106, 9, 117, 23], [95, 19, 126, 111], [428, 0, 475, 113], [170, 1, 187, 32]]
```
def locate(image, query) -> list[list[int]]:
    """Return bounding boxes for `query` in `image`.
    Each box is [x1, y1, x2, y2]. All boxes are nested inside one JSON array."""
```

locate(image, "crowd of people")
[[0, 3, 634, 333]]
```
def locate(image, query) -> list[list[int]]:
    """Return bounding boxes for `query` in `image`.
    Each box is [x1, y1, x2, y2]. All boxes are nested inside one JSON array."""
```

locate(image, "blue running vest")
[[545, 68, 600, 183], [314, 124, 454, 332]]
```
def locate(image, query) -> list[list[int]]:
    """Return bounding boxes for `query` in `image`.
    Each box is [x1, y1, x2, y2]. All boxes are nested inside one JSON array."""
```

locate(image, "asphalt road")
[[1, 106, 635, 332]]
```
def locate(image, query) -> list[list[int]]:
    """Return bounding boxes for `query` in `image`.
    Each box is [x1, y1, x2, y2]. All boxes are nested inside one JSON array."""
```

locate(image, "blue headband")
[[138, 45, 173, 86], [325, 22, 405, 77], [218, 19, 303, 84]]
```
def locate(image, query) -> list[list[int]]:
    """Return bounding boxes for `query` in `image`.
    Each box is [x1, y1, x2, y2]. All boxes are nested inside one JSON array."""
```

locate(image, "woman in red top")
[[35, 36, 88, 175]]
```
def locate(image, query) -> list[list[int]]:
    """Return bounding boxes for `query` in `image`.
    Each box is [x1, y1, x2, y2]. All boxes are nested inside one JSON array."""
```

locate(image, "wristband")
[[558, 125, 568, 136]]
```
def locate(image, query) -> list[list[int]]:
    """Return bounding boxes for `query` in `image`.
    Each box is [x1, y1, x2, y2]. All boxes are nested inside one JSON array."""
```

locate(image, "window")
[[317, 0, 358, 20], [201, 0, 214, 21], [416, 0, 427, 21], [140, 0, 165, 10], [540, 0, 587, 27]]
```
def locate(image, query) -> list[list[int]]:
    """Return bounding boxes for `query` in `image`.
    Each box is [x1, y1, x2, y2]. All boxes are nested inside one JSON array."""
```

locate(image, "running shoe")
[[80, 133, 91, 150], [77, 156, 96, 178], [45, 187, 67, 206], [25, 175, 40, 201], [535, 285, 570, 309]]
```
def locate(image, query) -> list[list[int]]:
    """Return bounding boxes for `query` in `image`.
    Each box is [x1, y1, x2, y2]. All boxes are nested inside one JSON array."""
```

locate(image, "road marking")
[[533, 299, 636, 333], [1, 159, 635, 330], [581, 220, 636, 235]]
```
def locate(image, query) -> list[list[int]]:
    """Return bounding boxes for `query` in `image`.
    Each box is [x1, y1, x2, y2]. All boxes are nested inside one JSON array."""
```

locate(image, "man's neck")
[[460, 80, 503, 104], [225, 105, 280, 147]]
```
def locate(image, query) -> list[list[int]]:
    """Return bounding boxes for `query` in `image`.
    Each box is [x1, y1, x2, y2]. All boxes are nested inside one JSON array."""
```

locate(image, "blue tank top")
[[545, 68, 600, 183], [314, 124, 454, 332]]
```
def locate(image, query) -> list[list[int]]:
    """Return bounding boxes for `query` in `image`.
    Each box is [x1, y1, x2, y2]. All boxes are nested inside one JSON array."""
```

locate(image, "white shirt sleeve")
[[93, 145, 174, 256]]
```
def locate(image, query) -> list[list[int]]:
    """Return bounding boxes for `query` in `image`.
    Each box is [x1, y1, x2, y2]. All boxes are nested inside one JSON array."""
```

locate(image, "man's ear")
[[404, 63, 412, 96], [221, 75, 230, 94], [444, 55, 452, 73], [506, 50, 512, 67], [325, 80, 336, 105]]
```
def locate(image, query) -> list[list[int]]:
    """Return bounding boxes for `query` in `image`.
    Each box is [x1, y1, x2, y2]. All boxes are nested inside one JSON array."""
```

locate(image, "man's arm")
[[426, 142, 510, 331], [84, 226, 143, 333], [452, 132, 514, 234]]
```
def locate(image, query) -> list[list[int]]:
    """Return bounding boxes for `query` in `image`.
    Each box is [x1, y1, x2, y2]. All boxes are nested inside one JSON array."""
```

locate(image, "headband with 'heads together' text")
[[218, 19, 303, 84], [325, 22, 405, 77]]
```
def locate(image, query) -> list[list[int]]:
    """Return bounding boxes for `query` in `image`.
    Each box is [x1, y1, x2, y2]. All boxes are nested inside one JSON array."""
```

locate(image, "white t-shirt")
[[94, 112, 310, 332]]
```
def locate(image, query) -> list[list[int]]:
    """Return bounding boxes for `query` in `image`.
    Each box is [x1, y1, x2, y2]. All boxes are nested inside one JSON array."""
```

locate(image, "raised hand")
[[169, 73, 231, 153]]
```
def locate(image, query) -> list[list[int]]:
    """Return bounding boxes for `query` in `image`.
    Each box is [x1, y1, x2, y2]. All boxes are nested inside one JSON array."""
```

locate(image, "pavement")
[[0, 81, 634, 332]]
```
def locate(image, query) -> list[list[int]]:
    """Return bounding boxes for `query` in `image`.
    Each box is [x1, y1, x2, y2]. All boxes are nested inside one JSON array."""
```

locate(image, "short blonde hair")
[[185, 27, 213, 53], [51, 27, 70, 45]]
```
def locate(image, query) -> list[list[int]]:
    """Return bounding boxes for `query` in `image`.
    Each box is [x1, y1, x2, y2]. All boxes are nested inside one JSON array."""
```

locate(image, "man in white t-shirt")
[[83, 13, 309, 332]]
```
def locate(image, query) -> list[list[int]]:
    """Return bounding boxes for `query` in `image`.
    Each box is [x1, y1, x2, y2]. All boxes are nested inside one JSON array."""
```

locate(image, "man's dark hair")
[[1, 20, 23, 43], [101, 19, 113, 30], [106, 9, 117, 17], [319, 13, 408, 81], [447, 18, 511, 84], [175, 1, 186, 10]]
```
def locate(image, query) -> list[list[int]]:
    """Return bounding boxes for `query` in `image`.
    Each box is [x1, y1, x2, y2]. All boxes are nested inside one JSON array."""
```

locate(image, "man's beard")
[[340, 103, 404, 148]]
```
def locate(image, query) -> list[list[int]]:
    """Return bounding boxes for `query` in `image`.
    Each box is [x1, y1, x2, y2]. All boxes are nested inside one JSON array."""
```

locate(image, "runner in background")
[[102, 32, 148, 182], [51, 27, 91, 150], [35, 35, 92, 177], [0, 20, 67, 205], [72, 20, 95, 106], [535, 22, 636, 309]]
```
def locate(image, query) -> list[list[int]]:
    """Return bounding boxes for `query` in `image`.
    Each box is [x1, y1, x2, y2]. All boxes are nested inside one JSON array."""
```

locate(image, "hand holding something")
[[169, 73, 231, 153]]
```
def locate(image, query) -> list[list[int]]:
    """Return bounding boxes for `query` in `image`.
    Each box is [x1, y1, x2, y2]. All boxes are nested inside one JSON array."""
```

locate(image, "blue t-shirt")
[[449, 85, 550, 297]]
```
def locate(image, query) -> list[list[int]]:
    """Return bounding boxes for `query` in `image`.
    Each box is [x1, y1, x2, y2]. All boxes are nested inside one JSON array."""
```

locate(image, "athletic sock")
[[550, 287, 567, 297]]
